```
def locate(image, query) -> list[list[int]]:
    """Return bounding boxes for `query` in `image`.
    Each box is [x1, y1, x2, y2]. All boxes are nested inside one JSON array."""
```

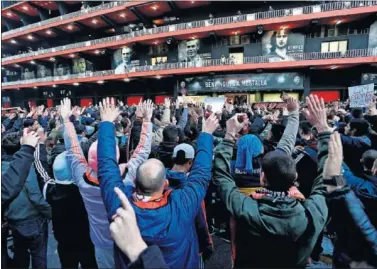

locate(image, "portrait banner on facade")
[[348, 83, 375, 108]]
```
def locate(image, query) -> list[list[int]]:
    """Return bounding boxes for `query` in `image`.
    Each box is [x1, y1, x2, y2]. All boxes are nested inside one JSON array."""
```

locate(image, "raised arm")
[[97, 98, 132, 219], [161, 98, 171, 127], [277, 97, 300, 155], [124, 100, 153, 184], [175, 115, 218, 220], [2, 131, 39, 207], [60, 99, 88, 185]]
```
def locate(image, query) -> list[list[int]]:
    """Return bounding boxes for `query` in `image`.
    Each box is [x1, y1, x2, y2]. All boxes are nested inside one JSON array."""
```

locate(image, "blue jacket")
[[343, 163, 377, 228], [341, 134, 371, 175], [97, 121, 214, 268]]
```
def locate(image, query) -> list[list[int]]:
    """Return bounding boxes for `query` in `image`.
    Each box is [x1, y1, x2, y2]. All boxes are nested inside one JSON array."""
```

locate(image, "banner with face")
[[22, 67, 36, 80], [113, 47, 140, 74], [54, 62, 71, 76], [262, 29, 305, 62], [37, 64, 52, 78]]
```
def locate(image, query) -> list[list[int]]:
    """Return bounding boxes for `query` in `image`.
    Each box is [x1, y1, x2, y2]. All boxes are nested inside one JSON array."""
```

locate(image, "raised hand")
[[60, 98, 72, 121], [135, 100, 143, 118], [226, 113, 248, 139], [142, 100, 153, 122], [303, 95, 331, 133], [110, 187, 147, 263], [20, 128, 40, 148], [286, 97, 299, 112], [164, 98, 171, 109], [99, 97, 120, 123], [202, 114, 219, 135]]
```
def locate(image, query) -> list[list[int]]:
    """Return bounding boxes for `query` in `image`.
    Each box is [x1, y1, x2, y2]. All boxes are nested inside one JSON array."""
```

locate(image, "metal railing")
[[2, 1, 128, 37], [2, 0, 377, 62], [2, 48, 376, 87]]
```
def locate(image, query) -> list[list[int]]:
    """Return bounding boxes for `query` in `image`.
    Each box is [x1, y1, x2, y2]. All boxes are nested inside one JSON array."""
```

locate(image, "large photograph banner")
[[113, 47, 139, 74], [262, 28, 305, 62], [182, 73, 304, 94], [178, 39, 211, 67]]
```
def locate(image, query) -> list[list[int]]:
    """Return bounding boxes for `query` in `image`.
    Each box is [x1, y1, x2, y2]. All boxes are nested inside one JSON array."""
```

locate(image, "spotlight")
[[167, 38, 172, 45]]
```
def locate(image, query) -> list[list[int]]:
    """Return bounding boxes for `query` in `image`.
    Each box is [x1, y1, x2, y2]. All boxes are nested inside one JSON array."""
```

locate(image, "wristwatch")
[[323, 175, 345, 186]]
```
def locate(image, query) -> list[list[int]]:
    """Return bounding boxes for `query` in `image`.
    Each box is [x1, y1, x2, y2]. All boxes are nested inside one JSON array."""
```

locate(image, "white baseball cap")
[[173, 143, 195, 159]]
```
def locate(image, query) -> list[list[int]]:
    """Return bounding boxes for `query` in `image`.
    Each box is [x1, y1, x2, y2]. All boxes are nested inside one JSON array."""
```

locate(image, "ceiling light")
[[14, 64, 20, 67], [124, 78, 130, 82], [46, 29, 52, 35], [97, 80, 104, 84], [119, 13, 126, 18], [69, 54, 75, 58], [52, 84, 57, 88], [154, 41, 159, 45], [27, 35, 33, 40], [191, 36, 196, 40], [336, 20, 341, 25], [30, 60, 36, 64], [233, 31, 239, 35], [73, 82, 80, 86], [33, 86, 38, 89], [191, 1, 195, 3], [92, 19, 98, 24], [156, 75, 162, 79], [6, 12, 12, 17], [94, 50, 100, 54], [151, 5, 158, 10], [330, 65, 338, 69], [67, 25, 73, 30], [281, 25, 287, 29], [10, 39, 17, 44], [49, 57, 55, 62], [22, 5, 29, 10]]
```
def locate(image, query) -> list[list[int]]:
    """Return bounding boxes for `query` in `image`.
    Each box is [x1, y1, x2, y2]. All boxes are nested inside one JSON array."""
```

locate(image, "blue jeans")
[[10, 217, 48, 269]]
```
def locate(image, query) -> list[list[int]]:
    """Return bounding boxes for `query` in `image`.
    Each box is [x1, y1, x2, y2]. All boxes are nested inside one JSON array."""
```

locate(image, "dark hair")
[[351, 108, 363, 119], [349, 119, 369, 136], [362, 150, 377, 170], [299, 121, 312, 135], [2, 135, 21, 155], [270, 124, 285, 142], [173, 150, 192, 165], [163, 125, 178, 142], [75, 124, 86, 135], [262, 150, 296, 191], [121, 118, 129, 129]]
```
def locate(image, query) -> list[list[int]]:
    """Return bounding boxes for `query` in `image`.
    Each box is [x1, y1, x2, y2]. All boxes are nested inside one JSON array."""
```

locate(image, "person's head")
[[275, 29, 288, 49], [345, 119, 369, 137], [268, 123, 285, 142], [351, 108, 363, 119], [57, 64, 64, 75], [75, 124, 86, 136], [163, 125, 179, 143], [261, 150, 297, 191], [77, 58, 86, 71], [172, 143, 195, 172], [361, 150, 377, 172], [180, 81, 186, 88], [135, 159, 168, 195], [186, 39, 200, 60], [39, 65, 47, 77], [24, 119, 40, 132], [121, 47, 133, 64], [293, 76, 301, 85], [88, 140, 120, 173], [299, 121, 313, 140]]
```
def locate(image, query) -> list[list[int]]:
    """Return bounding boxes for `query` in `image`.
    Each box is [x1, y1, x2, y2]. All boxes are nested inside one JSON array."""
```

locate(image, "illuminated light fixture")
[[336, 20, 341, 25], [33, 86, 38, 89], [73, 82, 80, 86], [49, 57, 55, 62], [52, 84, 57, 88], [67, 24, 73, 30], [257, 25, 264, 35], [22, 5, 29, 10], [233, 31, 239, 35], [46, 29, 53, 35], [92, 19, 98, 24], [191, 36, 196, 40], [97, 80, 104, 84], [69, 54, 75, 58], [151, 5, 158, 10], [281, 25, 287, 29], [14, 64, 20, 67], [94, 50, 100, 54], [10, 39, 17, 44], [153, 41, 159, 45], [6, 12, 12, 17], [191, 1, 195, 3], [30, 60, 36, 64], [27, 35, 34, 40], [156, 75, 162, 79], [119, 13, 126, 18], [330, 65, 338, 69], [109, 28, 116, 32], [124, 78, 130, 82]]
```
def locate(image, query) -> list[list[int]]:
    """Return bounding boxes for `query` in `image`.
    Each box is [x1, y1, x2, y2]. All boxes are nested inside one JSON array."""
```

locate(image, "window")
[[321, 40, 348, 53]]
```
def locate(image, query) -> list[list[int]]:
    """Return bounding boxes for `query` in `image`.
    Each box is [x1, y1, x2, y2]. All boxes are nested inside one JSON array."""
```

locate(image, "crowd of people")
[[1, 93, 377, 269]]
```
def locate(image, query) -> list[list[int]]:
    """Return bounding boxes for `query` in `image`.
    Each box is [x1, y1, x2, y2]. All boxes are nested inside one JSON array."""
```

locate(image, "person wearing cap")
[[33, 138, 98, 268], [166, 144, 214, 267]]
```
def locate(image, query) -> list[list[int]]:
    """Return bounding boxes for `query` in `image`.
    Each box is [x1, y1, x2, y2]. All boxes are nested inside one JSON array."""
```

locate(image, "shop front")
[[179, 72, 305, 104]]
